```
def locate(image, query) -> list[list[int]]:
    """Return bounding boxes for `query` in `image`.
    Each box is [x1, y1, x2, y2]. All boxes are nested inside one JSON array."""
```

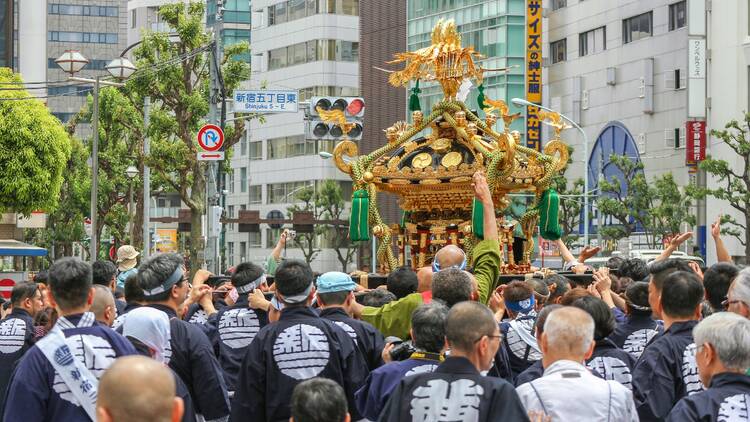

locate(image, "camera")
[[287, 230, 297, 239], [385, 336, 417, 361]]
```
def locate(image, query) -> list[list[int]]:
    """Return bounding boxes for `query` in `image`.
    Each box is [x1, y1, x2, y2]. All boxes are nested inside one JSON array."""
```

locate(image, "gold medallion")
[[411, 152, 433, 169], [430, 137, 452, 153], [441, 151, 463, 168]]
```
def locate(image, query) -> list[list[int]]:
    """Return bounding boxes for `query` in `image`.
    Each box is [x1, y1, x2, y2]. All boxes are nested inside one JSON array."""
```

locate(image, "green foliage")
[[0, 69, 71, 214], [688, 113, 750, 250], [597, 154, 694, 248], [287, 180, 356, 271], [126, 1, 250, 268]]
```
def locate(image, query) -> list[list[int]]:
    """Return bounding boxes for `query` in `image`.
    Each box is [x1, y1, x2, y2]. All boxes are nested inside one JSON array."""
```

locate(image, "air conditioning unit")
[[606, 67, 616, 86]]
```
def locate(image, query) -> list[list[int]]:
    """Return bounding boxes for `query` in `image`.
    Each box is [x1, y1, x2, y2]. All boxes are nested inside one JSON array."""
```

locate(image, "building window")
[[269, 0, 356, 26], [131, 9, 136, 28], [249, 232, 262, 248], [48, 85, 93, 96], [579, 27, 606, 57], [669, 1, 687, 31], [49, 4, 119, 16], [48, 31, 118, 44], [240, 241, 247, 262], [240, 167, 247, 193], [268, 39, 359, 71], [228, 242, 234, 266], [49, 57, 108, 70], [249, 185, 262, 204], [551, 39, 566, 64], [228, 205, 234, 230], [249, 141, 262, 160], [551, 0, 566, 11], [623, 12, 652, 44], [266, 228, 282, 248], [267, 135, 317, 159], [228, 172, 235, 194], [268, 181, 314, 204], [298, 86, 360, 102]]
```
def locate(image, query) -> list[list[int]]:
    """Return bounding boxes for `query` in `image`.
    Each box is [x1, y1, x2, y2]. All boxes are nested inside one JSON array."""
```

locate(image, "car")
[[584, 250, 705, 269]]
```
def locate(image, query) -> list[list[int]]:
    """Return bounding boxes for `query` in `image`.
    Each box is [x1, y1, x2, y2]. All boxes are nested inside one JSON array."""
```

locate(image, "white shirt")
[[516, 359, 638, 422]]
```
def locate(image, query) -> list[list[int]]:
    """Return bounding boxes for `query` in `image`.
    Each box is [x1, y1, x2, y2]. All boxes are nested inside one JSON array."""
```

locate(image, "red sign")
[[0, 278, 15, 299], [197, 124, 224, 152], [686, 120, 706, 166]]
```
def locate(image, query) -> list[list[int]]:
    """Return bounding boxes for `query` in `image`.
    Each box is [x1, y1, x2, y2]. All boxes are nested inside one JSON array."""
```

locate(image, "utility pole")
[[206, 1, 224, 273], [143, 96, 151, 259]]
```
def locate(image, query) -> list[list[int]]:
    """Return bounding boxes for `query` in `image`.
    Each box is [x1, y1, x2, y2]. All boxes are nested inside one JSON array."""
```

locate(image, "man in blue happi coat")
[[3, 258, 137, 422]]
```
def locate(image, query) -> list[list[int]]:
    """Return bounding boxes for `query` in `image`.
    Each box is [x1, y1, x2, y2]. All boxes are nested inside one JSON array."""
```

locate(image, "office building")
[[224, 0, 359, 272]]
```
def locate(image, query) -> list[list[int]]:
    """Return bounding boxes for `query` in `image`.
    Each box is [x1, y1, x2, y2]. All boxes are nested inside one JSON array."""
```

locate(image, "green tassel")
[[349, 189, 370, 241], [472, 198, 484, 240], [538, 189, 562, 241], [400, 211, 408, 229], [477, 83, 486, 112], [408, 80, 422, 112]]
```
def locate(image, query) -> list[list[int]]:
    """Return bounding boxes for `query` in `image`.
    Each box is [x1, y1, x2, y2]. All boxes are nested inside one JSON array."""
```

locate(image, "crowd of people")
[[1, 171, 750, 422]]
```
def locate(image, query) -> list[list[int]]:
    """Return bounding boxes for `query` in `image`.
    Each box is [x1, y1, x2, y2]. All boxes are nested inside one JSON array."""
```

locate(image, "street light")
[[511, 97, 591, 246], [125, 166, 139, 243], [56, 50, 135, 262]]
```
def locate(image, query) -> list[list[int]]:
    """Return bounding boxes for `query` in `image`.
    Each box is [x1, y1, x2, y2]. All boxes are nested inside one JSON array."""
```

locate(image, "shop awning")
[[0, 240, 48, 257]]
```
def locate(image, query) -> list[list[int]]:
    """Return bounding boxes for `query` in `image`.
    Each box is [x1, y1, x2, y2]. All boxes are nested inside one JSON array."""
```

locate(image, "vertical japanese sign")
[[685, 120, 706, 168], [526, 0, 542, 150]]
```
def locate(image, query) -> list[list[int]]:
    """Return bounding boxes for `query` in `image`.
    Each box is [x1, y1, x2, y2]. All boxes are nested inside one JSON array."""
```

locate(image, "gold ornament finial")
[[412, 110, 424, 126]]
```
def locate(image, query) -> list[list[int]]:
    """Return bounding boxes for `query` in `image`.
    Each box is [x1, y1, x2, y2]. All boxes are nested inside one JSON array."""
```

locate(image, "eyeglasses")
[[722, 297, 748, 309], [473, 334, 502, 344]]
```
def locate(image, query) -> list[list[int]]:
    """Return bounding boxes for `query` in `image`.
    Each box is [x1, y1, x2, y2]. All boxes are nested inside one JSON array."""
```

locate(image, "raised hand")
[[471, 171, 493, 204], [669, 232, 693, 248]]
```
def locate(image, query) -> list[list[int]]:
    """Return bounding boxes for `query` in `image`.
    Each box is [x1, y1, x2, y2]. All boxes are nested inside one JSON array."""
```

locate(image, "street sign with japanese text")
[[686, 120, 706, 167], [233, 90, 299, 113], [526, 0, 542, 150]]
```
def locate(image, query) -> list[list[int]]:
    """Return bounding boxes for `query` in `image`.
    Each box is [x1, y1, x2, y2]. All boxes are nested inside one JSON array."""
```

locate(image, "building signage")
[[233, 90, 299, 113], [526, 0, 542, 150], [686, 120, 706, 166], [687, 37, 706, 119]]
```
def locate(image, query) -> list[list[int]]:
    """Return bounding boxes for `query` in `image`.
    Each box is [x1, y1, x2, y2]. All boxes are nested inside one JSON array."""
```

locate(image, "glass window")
[[551, 38, 566, 64], [228, 172, 235, 194], [340, 0, 358, 15], [228, 205, 235, 230], [249, 141, 262, 160], [307, 0, 318, 15], [249, 185, 262, 204], [269, 47, 287, 70], [268, 181, 314, 204], [551, 0, 566, 10], [289, 0, 306, 20], [240, 242, 247, 262], [266, 228, 282, 248], [240, 168, 247, 193], [268, 135, 315, 159], [292, 42, 306, 65], [669, 1, 686, 31], [228, 242, 234, 266], [239, 136, 247, 156], [274, 2, 287, 24], [579, 27, 606, 56], [249, 232, 262, 248], [623, 12, 652, 44], [131, 9, 136, 28]]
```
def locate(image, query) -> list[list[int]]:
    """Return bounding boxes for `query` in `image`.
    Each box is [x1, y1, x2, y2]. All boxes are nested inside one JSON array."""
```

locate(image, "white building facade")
[[224, 0, 360, 272]]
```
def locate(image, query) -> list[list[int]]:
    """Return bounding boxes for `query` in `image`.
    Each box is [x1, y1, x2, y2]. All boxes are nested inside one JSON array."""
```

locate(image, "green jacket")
[[360, 239, 502, 339]]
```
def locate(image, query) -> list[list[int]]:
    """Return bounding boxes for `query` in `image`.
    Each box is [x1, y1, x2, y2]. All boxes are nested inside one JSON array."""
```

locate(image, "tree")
[[688, 113, 750, 258], [128, 2, 250, 271], [552, 176, 584, 248], [0, 69, 71, 214], [287, 181, 356, 271], [597, 154, 694, 248]]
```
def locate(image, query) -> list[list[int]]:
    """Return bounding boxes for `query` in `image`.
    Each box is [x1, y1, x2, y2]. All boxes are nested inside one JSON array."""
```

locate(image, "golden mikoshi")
[[324, 19, 571, 274]]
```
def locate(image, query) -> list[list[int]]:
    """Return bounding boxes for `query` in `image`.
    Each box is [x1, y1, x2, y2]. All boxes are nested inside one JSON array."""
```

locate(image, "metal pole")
[[511, 98, 590, 246], [371, 236, 377, 274], [90, 76, 100, 263], [143, 96, 151, 258], [128, 180, 134, 241], [206, 4, 224, 273]]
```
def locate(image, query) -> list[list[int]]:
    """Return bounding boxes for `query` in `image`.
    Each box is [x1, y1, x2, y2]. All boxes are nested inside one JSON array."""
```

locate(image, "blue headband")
[[506, 295, 535, 313], [236, 274, 265, 294], [142, 266, 184, 297], [432, 252, 467, 273]]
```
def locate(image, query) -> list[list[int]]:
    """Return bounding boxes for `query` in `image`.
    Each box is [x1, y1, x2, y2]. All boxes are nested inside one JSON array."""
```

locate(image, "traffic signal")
[[307, 97, 364, 141]]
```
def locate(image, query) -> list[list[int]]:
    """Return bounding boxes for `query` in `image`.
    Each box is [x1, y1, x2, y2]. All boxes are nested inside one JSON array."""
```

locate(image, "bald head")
[[434, 245, 466, 270], [543, 307, 595, 359], [97, 356, 183, 422], [91, 284, 115, 326]]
